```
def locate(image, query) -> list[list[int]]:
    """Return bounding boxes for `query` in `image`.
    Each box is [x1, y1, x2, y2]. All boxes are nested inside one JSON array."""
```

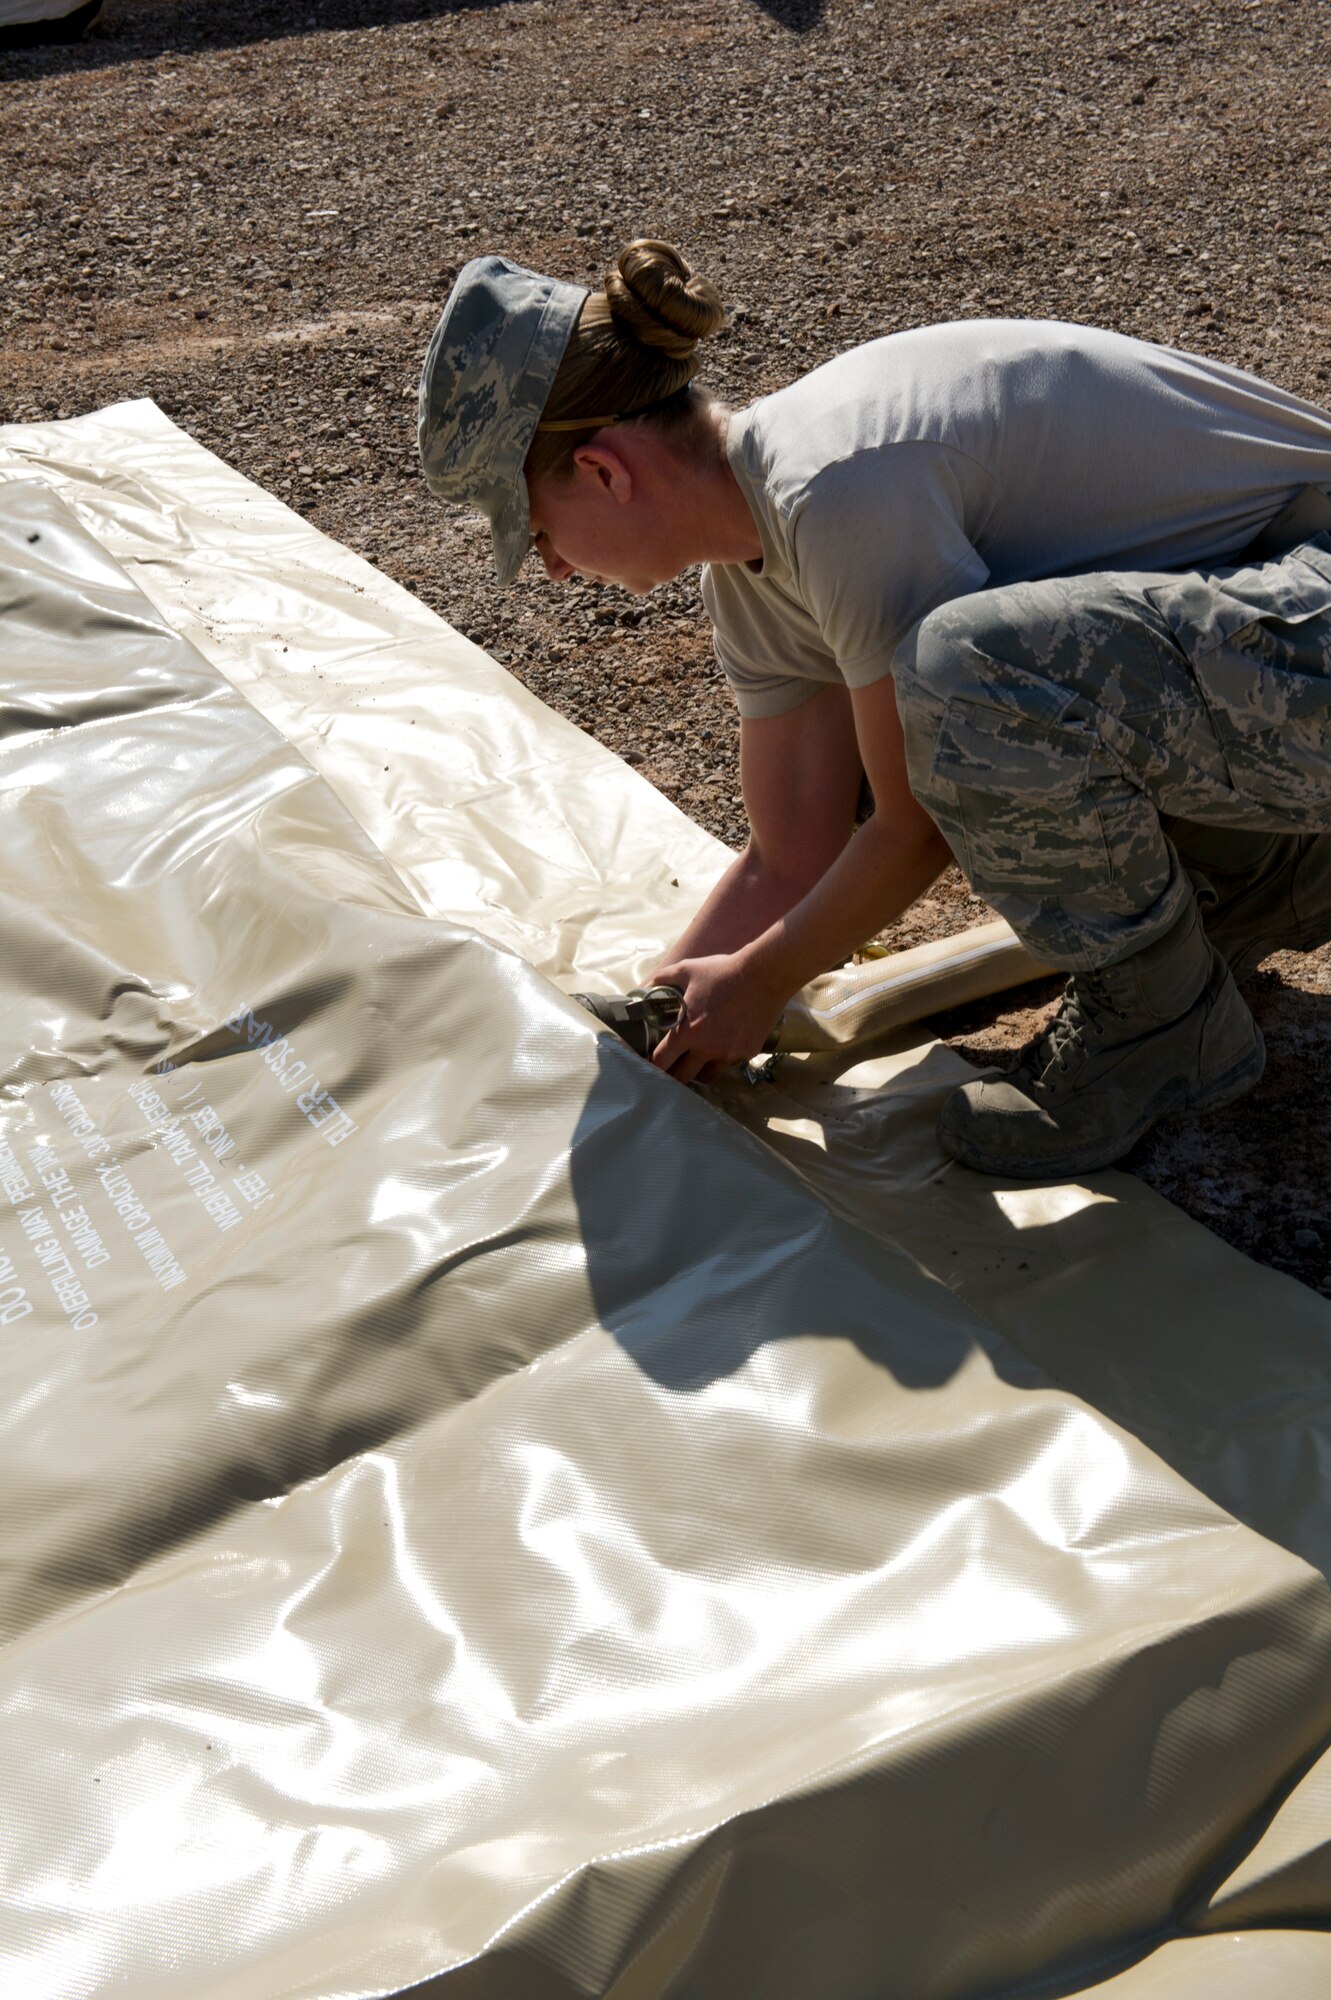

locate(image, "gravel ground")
[[3, 0, 1330, 1290]]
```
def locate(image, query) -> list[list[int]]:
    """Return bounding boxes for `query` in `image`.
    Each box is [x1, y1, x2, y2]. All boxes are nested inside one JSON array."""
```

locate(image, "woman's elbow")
[[746, 830, 852, 900]]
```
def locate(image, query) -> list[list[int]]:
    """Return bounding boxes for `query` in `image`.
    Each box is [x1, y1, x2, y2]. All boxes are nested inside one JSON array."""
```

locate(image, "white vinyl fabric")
[[3, 403, 1331, 2000], [0, 402, 725, 991]]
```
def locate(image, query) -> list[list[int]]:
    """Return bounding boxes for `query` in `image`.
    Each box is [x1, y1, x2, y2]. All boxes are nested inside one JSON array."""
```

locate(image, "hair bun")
[[605, 239, 724, 361]]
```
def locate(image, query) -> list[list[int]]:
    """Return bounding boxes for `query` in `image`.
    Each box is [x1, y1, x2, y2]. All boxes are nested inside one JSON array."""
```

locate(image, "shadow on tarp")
[[1, 0, 822, 77], [977, 1187, 1331, 1587], [569, 1018, 1331, 1593], [570, 1036, 983, 1401], [749, 1036, 1331, 1590]]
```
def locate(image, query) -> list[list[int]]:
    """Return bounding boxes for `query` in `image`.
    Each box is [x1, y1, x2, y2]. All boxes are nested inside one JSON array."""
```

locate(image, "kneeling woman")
[[418, 238, 1331, 1177]]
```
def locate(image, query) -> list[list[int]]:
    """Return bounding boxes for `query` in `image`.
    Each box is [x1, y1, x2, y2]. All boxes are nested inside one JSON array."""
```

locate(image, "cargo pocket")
[[929, 694, 1116, 898], [1145, 541, 1331, 820]]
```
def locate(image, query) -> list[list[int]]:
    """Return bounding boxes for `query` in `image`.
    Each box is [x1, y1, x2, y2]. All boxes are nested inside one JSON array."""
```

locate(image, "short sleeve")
[[700, 560, 842, 719], [709, 634, 824, 719], [792, 441, 994, 686]]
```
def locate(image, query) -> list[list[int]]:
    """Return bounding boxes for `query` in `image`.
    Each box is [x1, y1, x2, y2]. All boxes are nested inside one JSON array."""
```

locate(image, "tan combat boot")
[[937, 903, 1265, 1178]]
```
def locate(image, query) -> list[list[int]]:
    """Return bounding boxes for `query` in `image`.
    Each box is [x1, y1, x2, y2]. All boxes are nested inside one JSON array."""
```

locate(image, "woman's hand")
[[648, 951, 787, 1086], [646, 681, 952, 1087]]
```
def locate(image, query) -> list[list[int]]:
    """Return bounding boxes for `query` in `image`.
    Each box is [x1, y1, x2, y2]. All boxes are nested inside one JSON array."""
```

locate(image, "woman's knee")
[[892, 593, 1022, 804], [897, 571, 1134, 713], [894, 592, 1013, 710]]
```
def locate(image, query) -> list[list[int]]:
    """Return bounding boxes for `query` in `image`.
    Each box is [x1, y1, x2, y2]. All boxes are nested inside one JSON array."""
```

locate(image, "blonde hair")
[[525, 239, 725, 484]]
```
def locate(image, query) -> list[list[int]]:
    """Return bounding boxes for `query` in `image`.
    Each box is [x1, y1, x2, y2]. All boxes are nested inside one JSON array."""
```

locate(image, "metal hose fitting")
[[572, 984, 687, 1060]]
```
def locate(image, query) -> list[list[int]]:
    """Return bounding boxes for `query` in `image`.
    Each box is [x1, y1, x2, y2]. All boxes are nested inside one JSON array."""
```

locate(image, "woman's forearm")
[[649, 807, 953, 1084], [658, 841, 831, 968], [739, 811, 951, 1002]]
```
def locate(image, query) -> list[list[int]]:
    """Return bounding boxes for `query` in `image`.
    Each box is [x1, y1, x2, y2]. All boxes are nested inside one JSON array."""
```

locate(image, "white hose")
[[776, 920, 1054, 1053]]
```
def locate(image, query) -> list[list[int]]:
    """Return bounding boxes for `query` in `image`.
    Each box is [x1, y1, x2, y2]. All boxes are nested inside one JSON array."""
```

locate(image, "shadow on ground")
[[2, 0, 822, 78], [752, 0, 823, 27], [1, 0, 531, 75]]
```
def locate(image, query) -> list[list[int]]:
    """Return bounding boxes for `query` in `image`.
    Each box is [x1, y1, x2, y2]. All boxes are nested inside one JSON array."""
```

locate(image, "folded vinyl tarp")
[[4, 411, 1331, 1998]]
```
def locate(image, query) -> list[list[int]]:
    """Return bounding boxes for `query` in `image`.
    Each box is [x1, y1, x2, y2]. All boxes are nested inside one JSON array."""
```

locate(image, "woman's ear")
[[571, 441, 634, 503]]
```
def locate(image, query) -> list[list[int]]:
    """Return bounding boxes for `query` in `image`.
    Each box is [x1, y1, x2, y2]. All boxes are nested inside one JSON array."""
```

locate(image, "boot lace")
[[1026, 977, 1108, 1091]]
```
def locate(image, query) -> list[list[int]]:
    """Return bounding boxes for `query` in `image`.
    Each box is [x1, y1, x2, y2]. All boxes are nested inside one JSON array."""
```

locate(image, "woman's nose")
[[539, 544, 573, 582]]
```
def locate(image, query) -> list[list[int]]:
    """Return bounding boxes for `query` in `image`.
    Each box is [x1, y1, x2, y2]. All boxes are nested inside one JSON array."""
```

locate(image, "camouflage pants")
[[893, 534, 1331, 970]]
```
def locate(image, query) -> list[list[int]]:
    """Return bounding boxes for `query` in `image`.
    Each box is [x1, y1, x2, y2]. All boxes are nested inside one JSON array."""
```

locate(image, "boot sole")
[[941, 1027, 1266, 1181]]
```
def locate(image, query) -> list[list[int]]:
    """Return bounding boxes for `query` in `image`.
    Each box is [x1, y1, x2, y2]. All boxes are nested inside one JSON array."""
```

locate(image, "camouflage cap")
[[418, 256, 589, 586]]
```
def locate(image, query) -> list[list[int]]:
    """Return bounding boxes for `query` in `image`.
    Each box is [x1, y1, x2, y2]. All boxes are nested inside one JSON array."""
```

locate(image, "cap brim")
[[488, 477, 532, 588]]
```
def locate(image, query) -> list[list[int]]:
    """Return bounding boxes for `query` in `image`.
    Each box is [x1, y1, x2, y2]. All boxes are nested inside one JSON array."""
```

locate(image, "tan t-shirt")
[[702, 319, 1331, 718]]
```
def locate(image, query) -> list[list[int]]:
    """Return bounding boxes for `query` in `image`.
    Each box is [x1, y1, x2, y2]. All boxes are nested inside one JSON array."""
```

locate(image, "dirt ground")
[[4, 0, 1330, 1293]]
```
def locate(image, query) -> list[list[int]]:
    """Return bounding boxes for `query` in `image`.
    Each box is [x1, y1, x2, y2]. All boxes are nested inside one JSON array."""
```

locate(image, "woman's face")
[[526, 443, 682, 596]]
